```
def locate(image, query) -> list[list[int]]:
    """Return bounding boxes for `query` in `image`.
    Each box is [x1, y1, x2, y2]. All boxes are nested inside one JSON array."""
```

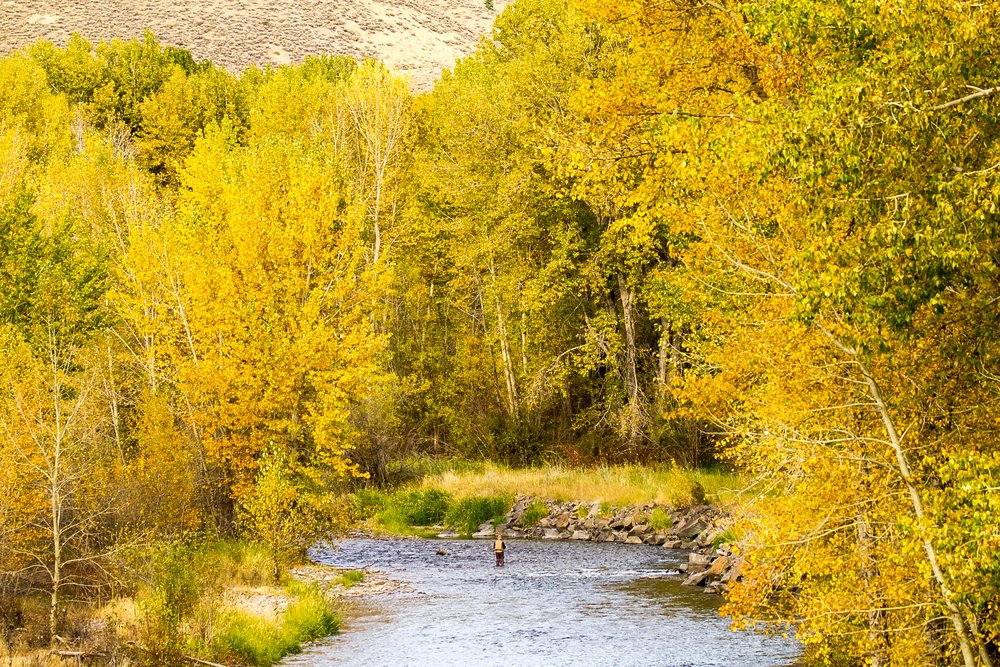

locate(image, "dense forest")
[[1, 0, 999, 664]]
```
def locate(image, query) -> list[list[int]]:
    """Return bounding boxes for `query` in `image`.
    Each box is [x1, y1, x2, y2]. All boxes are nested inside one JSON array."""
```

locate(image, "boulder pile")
[[470, 496, 740, 593]]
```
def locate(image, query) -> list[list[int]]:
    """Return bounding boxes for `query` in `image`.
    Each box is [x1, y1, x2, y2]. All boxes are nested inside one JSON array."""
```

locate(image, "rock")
[[628, 523, 650, 538], [721, 558, 744, 584], [570, 530, 590, 541], [706, 556, 729, 577], [703, 581, 724, 595], [645, 533, 666, 546], [662, 539, 683, 549], [477, 522, 494, 533], [600, 531, 615, 542], [677, 518, 708, 539], [682, 569, 711, 587], [620, 515, 634, 530], [686, 553, 710, 573], [624, 535, 644, 545], [436, 530, 459, 539], [688, 552, 712, 567], [538, 518, 553, 528], [555, 512, 571, 529], [435, 549, 449, 556], [542, 528, 561, 540], [698, 528, 722, 549], [508, 497, 530, 525]]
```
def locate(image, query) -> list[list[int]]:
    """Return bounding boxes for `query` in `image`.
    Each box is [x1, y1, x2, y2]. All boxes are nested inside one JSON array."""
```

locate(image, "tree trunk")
[[820, 325, 986, 667], [856, 509, 888, 666], [489, 260, 519, 419], [861, 367, 983, 667], [657, 319, 670, 392], [48, 344, 63, 647], [617, 273, 642, 449]]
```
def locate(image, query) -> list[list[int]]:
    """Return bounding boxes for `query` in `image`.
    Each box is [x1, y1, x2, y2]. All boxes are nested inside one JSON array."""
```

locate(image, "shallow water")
[[282, 538, 800, 667]]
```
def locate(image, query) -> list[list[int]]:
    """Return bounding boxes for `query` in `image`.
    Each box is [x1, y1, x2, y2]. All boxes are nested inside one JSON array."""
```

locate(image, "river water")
[[282, 537, 800, 667]]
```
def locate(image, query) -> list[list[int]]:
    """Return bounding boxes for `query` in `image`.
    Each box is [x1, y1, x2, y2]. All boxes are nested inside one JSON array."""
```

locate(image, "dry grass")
[[417, 462, 744, 508]]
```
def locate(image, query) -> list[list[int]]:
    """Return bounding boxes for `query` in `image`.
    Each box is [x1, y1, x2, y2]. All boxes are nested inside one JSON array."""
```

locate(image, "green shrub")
[[352, 488, 389, 519], [338, 570, 365, 589], [371, 488, 453, 533], [445, 495, 513, 534], [712, 529, 736, 550], [649, 507, 672, 531], [397, 488, 453, 525], [214, 612, 286, 666], [519, 500, 548, 527], [213, 584, 339, 667], [281, 585, 339, 643], [138, 543, 205, 663]]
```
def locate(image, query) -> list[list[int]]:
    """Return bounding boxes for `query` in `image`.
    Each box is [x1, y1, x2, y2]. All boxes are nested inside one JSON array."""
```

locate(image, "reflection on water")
[[281, 538, 800, 667]]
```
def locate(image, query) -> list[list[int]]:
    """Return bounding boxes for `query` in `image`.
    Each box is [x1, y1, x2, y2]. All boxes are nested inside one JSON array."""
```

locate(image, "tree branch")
[[931, 86, 999, 111]]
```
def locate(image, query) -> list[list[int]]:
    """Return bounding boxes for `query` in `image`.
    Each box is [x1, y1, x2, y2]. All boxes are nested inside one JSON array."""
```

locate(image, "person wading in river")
[[494, 530, 506, 567]]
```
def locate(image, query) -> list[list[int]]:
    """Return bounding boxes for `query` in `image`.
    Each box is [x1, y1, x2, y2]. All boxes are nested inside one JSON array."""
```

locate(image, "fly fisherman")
[[494, 529, 506, 567]]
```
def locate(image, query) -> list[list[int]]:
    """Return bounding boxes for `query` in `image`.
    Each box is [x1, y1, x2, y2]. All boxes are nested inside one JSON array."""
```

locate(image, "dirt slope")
[[0, 0, 509, 90]]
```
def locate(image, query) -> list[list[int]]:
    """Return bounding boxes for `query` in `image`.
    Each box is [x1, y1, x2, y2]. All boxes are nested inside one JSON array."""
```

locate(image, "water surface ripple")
[[282, 538, 800, 667]]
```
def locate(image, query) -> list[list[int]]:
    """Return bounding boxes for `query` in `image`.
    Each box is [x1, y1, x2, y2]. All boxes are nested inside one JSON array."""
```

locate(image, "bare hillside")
[[0, 0, 508, 90]]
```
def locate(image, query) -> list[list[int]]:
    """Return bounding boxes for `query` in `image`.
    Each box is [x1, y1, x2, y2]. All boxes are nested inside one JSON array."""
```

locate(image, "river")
[[282, 537, 801, 667]]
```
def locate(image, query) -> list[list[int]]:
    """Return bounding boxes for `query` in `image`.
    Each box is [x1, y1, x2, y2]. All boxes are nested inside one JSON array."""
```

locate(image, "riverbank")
[[351, 462, 744, 594], [0, 542, 368, 667]]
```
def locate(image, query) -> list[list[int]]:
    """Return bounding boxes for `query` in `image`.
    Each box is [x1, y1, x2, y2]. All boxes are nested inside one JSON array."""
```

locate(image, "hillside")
[[0, 0, 507, 90]]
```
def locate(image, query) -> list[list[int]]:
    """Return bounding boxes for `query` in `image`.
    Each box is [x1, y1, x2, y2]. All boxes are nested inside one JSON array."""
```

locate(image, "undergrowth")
[[136, 539, 339, 667]]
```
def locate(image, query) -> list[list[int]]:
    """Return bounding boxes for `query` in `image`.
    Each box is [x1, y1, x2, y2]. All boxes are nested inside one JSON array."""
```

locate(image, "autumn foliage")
[[1, 1, 999, 664]]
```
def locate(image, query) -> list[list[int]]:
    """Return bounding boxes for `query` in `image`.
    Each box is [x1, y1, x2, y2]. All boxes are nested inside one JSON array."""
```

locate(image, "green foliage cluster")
[[337, 570, 365, 589], [138, 541, 338, 667], [238, 449, 339, 583], [351, 487, 452, 534], [519, 500, 549, 527], [445, 495, 514, 535], [648, 508, 671, 532], [351, 486, 510, 535], [213, 585, 338, 667]]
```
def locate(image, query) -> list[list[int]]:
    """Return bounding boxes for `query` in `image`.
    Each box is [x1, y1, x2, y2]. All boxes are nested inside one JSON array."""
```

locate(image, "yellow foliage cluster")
[[0, 38, 407, 643]]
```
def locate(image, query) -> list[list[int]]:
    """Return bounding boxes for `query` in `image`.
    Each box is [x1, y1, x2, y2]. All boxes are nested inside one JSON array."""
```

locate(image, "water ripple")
[[281, 538, 800, 667]]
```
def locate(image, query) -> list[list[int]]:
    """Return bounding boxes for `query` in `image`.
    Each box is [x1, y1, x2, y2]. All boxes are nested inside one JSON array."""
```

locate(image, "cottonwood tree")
[[0, 191, 120, 643]]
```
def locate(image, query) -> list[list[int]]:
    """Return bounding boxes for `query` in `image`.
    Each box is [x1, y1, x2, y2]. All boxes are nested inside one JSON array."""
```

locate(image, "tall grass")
[[137, 540, 339, 667], [214, 582, 339, 667], [444, 495, 513, 534], [351, 462, 740, 536], [416, 462, 742, 507], [355, 488, 453, 535]]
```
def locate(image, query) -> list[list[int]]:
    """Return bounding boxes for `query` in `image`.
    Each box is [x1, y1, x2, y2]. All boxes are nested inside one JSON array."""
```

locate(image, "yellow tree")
[[658, 1, 1000, 663], [118, 77, 385, 507], [0, 187, 118, 643]]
